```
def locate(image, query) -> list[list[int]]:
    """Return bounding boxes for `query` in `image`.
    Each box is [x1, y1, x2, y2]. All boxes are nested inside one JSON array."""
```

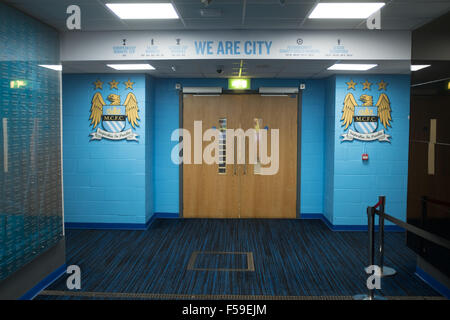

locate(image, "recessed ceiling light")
[[107, 64, 155, 70], [106, 3, 179, 19], [327, 63, 378, 71], [309, 3, 385, 19], [410, 65, 430, 71], [39, 64, 62, 71]]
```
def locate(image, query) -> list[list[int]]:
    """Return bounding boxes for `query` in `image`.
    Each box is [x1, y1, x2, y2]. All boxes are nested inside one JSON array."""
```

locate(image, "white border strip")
[[183, 87, 222, 94], [2, 118, 8, 173], [259, 87, 298, 94]]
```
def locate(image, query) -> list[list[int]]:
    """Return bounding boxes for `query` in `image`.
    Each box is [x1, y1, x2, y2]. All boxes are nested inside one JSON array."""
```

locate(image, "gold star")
[[93, 79, 103, 90], [346, 79, 357, 90], [109, 80, 119, 90], [124, 79, 134, 90], [377, 80, 388, 91], [361, 80, 372, 90]]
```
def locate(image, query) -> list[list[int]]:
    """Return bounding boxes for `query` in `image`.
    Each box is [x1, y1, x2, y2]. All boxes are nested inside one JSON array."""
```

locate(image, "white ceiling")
[[5, 0, 450, 31], [6, 0, 448, 78]]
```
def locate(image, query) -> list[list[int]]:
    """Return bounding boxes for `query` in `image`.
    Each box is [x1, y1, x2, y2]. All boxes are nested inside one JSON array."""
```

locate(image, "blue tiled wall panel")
[[153, 78, 326, 216], [332, 75, 410, 225], [62, 74, 148, 224], [0, 3, 62, 281], [145, 75, 155, 221]]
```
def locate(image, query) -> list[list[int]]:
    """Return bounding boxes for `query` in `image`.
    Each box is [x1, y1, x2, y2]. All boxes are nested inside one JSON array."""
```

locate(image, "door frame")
[[178, 88, 302, 218]]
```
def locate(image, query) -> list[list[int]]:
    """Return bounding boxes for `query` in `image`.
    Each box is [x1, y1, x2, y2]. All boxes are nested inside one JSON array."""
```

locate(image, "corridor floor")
[[37, 219, 441, 299]]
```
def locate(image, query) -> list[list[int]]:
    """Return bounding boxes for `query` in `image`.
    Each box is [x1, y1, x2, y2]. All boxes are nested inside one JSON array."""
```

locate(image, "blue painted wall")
[[153, 78, 326, 216], [329, 75, 411, 225], [145, 75, 155, 222], [324, 77, 336, 223], [62, 75, 410, 226], [63, 74, 152, 224]]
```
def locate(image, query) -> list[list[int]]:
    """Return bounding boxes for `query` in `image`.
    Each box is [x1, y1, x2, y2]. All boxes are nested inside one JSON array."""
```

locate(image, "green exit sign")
[[228, 78, 251, 90], [10, 80, 27, 89]]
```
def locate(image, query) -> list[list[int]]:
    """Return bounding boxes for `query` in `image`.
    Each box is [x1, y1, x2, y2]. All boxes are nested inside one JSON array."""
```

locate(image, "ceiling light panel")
[[410, 65, 431, 71], [309, 3, 385, 19], [106, 3, 179, 19], [107, 64, 155, 70], [39, 65, 62, 71], [327, 63, 378, 71]]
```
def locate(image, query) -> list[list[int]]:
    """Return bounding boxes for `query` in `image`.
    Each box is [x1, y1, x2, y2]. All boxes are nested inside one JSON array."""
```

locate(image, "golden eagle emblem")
[[341, 92, 392, 142], [89, 90, 140, 142], [341, 93, 392, 130], [89, 92, 140, 129]]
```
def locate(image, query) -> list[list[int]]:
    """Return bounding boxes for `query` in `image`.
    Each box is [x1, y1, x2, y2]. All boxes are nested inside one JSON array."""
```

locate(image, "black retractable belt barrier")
[[354, 196, 450, 300], [353, 205, 387, 300], [366, 196, 397, 277]]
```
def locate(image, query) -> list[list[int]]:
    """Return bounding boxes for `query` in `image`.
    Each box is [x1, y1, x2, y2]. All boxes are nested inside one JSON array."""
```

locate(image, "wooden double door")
[[183, 93, 298, 218]]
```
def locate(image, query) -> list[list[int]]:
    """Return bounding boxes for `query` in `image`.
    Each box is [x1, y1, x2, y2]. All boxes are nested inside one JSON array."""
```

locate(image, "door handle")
[[243, 135, 247, 175], [233, 136, 237, 175]]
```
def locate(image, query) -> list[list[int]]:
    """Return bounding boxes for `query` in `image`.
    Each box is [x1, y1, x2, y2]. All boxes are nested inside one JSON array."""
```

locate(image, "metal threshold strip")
[[38, 290, 446, 300]]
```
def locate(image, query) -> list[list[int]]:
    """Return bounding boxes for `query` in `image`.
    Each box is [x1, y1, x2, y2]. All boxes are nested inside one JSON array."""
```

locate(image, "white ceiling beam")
[[297, 0, 320, 28], [354, 0, 394, 29], [242, 0, 247, 25], [96, 0, 129, 28], [171, 0, 187, 27]]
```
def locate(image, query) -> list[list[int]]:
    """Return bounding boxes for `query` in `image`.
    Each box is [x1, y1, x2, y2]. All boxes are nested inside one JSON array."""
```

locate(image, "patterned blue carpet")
[[36, 219, 440, 299]]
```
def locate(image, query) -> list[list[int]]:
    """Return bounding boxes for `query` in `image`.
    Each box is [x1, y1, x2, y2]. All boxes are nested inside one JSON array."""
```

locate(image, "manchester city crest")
[[341, 80, 392, 142], [89, 79, 139, 141]]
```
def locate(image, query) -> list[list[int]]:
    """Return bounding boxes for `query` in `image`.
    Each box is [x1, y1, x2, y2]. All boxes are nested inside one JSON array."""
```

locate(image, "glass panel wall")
[[0, 3, 63, 281]]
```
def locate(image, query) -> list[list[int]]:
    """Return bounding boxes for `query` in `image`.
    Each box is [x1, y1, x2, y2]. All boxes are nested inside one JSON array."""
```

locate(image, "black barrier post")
[[378, 196, 396, 277], [421, 196, 428, 225], [369, 206, 375, 282], [368, 206, 375, 299], [420, 196, 428, 256], [379, 197, 385, 268], [356, 195, 450, 300], [354, 206, 386, 300]]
